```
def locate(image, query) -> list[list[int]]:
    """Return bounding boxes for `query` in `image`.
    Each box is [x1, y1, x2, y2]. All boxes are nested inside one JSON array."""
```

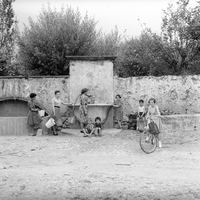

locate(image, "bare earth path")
[[0, 130, 200, 200]]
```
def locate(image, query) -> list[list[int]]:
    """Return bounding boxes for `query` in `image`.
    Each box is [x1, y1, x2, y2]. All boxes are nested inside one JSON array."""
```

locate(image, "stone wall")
[[114, 75, 200, 115], [0, 76, 70, 114], [161, 114, 200, 144], [1, 74, 200, 116]]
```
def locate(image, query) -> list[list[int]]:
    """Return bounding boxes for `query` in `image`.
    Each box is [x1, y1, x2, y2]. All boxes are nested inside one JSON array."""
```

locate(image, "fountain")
[[65, 56, 116, 129]]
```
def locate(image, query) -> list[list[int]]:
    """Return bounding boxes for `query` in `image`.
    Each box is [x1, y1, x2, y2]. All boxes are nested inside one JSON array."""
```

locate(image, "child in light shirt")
[[136, 99, 146, 131]]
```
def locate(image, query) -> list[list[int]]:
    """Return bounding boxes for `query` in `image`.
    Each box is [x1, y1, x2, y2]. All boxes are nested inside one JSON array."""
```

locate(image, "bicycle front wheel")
[[140, 131, 157, 154]]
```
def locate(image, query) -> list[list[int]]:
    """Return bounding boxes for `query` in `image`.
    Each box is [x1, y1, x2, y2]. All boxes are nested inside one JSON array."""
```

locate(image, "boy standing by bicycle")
[[136, 99, 146, 131]]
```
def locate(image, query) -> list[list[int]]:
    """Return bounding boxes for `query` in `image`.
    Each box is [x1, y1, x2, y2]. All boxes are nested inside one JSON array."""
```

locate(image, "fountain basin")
[[69, 104, 113, 128]]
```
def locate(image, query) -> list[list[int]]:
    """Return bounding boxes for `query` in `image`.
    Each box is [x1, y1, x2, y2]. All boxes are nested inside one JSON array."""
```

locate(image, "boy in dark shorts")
[[137, 99, 146, 131], [94, 117, 102, 137]]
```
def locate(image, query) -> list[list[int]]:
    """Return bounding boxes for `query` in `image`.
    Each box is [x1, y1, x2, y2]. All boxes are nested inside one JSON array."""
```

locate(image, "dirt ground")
[[0, 129, 200, 200]]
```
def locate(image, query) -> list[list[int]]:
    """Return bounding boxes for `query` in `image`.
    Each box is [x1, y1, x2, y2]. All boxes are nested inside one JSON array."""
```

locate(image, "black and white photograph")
[[0, 0, 200, 199]]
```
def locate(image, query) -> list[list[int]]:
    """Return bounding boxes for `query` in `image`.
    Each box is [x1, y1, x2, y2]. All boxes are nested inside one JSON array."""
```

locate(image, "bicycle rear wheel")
[[140, 131, 157, 154]]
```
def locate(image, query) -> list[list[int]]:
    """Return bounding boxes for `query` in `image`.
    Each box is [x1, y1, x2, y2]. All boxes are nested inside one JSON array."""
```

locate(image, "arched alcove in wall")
[[0, 97, 49, 117], [0, 97, 50, 136]]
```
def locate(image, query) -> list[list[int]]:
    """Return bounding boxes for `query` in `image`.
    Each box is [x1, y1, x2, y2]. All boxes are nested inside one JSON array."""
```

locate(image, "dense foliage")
[[117, 0, 200, 77], [0, 0, 18, 75], [18, 5, 98, 75], [2, 0, 200, 77], [17, 5, 121, 75]]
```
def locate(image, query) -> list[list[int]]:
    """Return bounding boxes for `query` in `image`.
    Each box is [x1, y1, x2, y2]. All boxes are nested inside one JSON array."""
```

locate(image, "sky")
[[13, 0, 198, 38]]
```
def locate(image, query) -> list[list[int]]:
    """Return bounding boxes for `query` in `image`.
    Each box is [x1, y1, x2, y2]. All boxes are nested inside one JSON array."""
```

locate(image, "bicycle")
[[139, 117, 162, 154]]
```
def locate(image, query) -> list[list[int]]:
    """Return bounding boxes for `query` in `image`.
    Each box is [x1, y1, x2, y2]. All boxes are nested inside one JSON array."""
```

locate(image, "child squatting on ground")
[[83, 117, 103, 137], [83, 118, 95, 137], [94, 117, 102, 137]]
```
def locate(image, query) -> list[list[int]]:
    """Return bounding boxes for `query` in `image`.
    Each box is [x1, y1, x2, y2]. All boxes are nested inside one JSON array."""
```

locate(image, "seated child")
[[94, 117, 102, 137], [137, 99, 146, 131], [83, 118, 95, 137]]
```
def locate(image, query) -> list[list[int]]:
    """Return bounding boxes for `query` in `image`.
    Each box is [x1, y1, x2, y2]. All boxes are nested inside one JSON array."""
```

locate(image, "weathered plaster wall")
[[0, 77, 70, 113], [114, 75, 200, 114], [70, 60, 113, 104], [1, 74, 200, 116]]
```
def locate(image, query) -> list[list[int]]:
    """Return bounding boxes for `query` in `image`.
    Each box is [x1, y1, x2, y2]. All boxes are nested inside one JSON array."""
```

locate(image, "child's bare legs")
[[145, 132, 150, 142], [98, 128, 102, 136], [136, 117, 139, 130], [88, 128, 95, 137], [82, 128, 88, 137], [81, 123, 88, 135], [95, 128, 98, 136], [118, 120, 122, 128], [143, 117, 146, 128], [95, 128, 102, 136], [139, 117, 146, 131], [157, 133, 162, 147], [83, 128, 89, 137], [144, 123, 150, 142]]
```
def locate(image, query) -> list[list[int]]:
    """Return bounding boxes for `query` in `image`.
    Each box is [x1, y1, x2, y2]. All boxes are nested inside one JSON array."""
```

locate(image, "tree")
[[91, 26, 121, 56], [18, 5, 99, 75], [0, 0, 17, 75], [161, 0, 200, 74], [115, 29, 175, 77], [116, 0, 200, 78]]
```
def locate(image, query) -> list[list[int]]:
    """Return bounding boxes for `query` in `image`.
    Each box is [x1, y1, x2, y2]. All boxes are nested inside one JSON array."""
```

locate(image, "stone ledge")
[[162, 114, 200, 133], [0, 75, 69, 79], [66, 56, 117, 61], [0, 96, 28, 102]]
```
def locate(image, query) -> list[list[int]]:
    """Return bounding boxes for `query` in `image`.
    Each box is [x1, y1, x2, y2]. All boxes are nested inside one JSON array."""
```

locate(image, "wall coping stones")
[[0, 96, 28, 102], [0, 76, 70, 79], [66, 56, 117, 61]]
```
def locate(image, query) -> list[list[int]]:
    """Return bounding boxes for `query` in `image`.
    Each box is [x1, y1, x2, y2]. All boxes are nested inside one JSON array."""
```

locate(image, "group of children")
[[81, 99, 147, 137], [82, 117, 102, 137], [81, 99, 155, 137]]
